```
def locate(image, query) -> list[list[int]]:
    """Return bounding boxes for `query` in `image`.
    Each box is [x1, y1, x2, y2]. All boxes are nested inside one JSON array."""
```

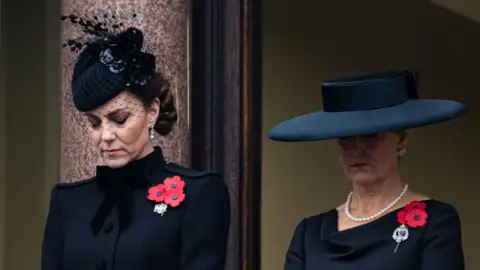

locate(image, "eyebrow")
[[84, 108, 127, 118]]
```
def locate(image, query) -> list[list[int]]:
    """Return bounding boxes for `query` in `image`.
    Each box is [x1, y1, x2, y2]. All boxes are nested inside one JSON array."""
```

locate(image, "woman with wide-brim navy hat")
[[269, 69, 466, 270]]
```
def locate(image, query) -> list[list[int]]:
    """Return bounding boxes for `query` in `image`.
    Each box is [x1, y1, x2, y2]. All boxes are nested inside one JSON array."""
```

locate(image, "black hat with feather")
[[61, 13, 156, 112]]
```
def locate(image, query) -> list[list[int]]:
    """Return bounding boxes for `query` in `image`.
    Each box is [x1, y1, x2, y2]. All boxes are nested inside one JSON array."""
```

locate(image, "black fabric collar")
[[91, 146, 166, 236]]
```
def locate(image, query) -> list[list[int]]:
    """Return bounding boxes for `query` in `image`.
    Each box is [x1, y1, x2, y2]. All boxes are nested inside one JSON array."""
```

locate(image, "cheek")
[[338, 146, 353, 161], [116, 120, 148, 144], [89, 129, 102, 146], [370, 149, 395, 169], [338, 152, 352, 169]]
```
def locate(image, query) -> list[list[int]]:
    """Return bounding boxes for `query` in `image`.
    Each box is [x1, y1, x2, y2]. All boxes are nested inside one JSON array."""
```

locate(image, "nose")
[[342, 137, 366, 154], [342, 137, 361, 148], [100, 125, 116, 142]]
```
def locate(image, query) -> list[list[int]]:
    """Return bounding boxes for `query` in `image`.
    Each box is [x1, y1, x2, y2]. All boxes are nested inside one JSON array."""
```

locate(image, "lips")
[[350, 163, 368, 167], [103, 149, 121, 154]]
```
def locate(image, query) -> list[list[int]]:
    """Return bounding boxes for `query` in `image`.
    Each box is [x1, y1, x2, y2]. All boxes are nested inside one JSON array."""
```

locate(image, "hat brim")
[[268, 99, 466, 142]]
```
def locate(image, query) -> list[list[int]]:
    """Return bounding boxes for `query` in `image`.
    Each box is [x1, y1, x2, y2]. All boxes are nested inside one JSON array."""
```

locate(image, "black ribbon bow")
[[91, 161, 150, 236]]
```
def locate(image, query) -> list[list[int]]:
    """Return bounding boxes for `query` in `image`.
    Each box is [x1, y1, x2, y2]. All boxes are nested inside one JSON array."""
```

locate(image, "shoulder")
[[305, 209, 334, 223], [421, 199, 464, 263], [287, 210, 333, 247], [305, 210, 335, 231], [425, 199, 462, 225], [51, 177, 99, 205], [164, 162, 221, 180], [47, 177, 99, 211], [292, 209, 334, 233], [164, 163, 229, 201], [54, 177, 97, 191]]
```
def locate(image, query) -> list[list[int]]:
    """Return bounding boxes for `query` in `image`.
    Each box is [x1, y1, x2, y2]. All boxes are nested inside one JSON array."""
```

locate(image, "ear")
[[397, 130, 408, 149], [147, 97, 160, 128]]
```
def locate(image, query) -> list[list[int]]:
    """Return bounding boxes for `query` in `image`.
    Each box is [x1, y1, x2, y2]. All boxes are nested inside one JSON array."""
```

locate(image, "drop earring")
[[150, 127, 155, 140], [398, 148, 406, 156]]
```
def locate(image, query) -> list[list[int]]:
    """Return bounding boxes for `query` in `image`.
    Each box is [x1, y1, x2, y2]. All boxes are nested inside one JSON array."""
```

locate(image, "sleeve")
[[41, 186, 64, 270], [179, 175, 231, 270], [284, 219, 306, 270], [420, 203, 465, 270]]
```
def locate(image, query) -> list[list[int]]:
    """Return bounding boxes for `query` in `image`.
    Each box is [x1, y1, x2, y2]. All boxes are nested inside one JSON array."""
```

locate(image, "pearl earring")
[[150, 127, 155, 140], [398, 148, 406, 156]]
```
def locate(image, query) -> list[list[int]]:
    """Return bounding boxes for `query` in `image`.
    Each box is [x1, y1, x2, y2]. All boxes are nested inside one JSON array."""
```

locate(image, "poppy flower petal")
[[147, 184, 168, 203], [405, 200, 427, 211], [148, 177, 186, 208], [405, 209, 428, 228], [176, 180, 185, 189], [164, 176, 186, 191], [405, 200, 418, 211], [397, 210, 407, 224]]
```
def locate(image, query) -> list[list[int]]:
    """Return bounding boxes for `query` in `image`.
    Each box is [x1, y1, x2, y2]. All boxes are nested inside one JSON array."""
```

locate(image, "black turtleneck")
[[91, 147, 166, 236]]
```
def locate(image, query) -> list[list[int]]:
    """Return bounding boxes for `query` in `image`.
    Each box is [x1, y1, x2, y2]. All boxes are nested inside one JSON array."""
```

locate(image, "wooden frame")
[[189, 1, 262, 270]]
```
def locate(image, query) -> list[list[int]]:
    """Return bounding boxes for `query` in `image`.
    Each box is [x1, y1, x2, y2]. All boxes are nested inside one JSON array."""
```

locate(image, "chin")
[[349, 172, 379, 184], [104, 156, 131, 169]]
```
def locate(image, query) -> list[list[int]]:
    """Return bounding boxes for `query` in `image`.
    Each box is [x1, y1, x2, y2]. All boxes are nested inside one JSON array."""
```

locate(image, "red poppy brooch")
[[147, 176, 186, 216], [393, 200, 428, 253]]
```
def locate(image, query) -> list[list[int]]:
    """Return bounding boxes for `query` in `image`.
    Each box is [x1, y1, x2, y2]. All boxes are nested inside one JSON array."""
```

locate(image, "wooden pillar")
[[60, 0, 191, 182], [190, 1, 262, 269]]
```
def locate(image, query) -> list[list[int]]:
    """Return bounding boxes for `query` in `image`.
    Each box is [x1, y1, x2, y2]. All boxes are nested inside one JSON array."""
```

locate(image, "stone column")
[[60, 0, 190, 182]]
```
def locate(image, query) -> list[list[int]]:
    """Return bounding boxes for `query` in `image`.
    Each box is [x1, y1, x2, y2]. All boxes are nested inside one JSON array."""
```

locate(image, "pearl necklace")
[[344, 184, 408, 223]]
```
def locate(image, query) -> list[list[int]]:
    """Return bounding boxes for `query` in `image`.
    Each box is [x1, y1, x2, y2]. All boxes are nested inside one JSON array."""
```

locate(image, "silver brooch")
[[153, 203, 168, 216], [392, 224, 409, 253]]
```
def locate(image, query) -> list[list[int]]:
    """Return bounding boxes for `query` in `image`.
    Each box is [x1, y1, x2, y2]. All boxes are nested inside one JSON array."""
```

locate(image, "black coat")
[[284, 200, 464, 270], [41, 147, 231, 270]]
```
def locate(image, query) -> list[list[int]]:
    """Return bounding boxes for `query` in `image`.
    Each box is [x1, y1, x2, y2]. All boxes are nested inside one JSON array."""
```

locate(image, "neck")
[[138, 144, 155, 160], [349, 174, 406, 215]]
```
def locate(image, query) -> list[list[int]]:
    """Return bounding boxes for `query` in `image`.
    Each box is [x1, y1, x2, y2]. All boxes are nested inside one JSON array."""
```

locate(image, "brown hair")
[[130, 72, 178, 136]]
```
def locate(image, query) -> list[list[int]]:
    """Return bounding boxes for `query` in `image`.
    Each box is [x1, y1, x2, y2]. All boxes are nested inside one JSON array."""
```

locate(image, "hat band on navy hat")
[[321, 73, 410, 112]]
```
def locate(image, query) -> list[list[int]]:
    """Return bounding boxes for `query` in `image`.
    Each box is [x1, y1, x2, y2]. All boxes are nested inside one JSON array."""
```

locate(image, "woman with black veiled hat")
[[269, 70, 466, 270], [41, 15, 230, 270]]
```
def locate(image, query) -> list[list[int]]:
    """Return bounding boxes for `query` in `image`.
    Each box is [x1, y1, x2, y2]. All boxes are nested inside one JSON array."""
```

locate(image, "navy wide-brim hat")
[[268, 69, 466, 142]]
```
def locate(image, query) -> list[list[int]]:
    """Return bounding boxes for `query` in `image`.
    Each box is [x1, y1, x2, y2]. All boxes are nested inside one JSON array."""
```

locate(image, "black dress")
[[284, 200, 465, 270], [41, 147, 231, 270]]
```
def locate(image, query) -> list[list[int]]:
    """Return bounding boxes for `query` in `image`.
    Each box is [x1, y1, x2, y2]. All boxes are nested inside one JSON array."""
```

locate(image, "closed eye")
[[86, 116, 102, 129], [112, 116, 128, 125], [109, 111, 130, 126], [84, 109, 131, 128]]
